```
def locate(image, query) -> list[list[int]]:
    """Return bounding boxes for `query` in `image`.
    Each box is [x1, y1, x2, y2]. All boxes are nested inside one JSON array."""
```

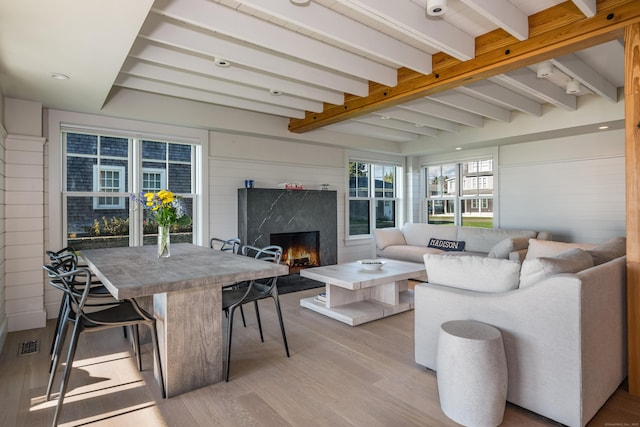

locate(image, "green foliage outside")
[[84, 216, 192, 237]]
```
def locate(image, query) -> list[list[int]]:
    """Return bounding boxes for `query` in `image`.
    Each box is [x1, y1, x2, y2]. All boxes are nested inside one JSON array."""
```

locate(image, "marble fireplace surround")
[[237, 188, 338, 267]]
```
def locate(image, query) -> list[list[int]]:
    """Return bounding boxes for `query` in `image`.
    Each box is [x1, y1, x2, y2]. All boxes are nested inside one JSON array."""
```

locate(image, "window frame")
[[92, 164, 126, 209], [348, 159, 402, 238]]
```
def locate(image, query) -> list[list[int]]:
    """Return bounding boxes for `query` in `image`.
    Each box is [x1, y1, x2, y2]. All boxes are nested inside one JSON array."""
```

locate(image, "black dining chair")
[[43, 264, 166, 426], [222, 244, 290, 381]]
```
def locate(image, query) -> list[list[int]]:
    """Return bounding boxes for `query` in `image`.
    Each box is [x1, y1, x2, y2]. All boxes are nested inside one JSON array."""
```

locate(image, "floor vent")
[[18, 340, 40, 356]]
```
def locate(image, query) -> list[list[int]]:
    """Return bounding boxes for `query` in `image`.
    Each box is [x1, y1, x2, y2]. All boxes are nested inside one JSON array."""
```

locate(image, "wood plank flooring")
[[1, 288, 639, 426]]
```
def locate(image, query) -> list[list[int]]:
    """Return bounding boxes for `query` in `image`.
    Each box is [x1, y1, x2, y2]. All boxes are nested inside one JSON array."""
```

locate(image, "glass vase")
[[158, 226, 170, 258]]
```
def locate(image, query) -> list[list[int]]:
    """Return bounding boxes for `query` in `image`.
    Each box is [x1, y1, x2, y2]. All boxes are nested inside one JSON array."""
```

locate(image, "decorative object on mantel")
[[131, 189, 191, 258], [321, 183, 330, 191], [278, 182, 304, 190], [244, 179, 254, 188]]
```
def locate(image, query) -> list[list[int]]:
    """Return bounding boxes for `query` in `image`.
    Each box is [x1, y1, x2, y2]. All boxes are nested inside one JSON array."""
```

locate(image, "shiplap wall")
[[498, 129, 625, 243], [0, 121, 6, 350]]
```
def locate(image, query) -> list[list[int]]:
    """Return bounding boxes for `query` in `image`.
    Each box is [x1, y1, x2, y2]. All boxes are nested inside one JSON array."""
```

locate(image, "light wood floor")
[[1, 288, 639, 427]]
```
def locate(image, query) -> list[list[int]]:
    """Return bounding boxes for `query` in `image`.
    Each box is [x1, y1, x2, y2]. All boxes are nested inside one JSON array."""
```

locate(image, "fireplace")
[[271, 231, 320, 274], [238, 188, 337, 268]]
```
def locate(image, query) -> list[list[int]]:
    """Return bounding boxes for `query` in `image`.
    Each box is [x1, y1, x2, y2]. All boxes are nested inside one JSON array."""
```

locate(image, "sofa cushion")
[[520, 248, 594, 288], [488, 236, 531, 259], [586, 237, 626, 265], [380, 245, 443, 263], [524, 239, 596, 262], [427, 238, 465, 251], [424, 254, 521, 293], [456, 227, 536, 254], [402, 222, 457, 247], [373, 228, 406, 250]]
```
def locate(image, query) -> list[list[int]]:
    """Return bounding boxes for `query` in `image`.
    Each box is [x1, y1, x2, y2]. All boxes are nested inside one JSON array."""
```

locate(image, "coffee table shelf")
[[299, 259, 426, 326]]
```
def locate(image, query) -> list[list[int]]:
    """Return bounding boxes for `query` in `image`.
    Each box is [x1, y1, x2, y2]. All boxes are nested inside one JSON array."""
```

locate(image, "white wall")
[[0, 95, 6, 351], [499, 129, 625, 243]]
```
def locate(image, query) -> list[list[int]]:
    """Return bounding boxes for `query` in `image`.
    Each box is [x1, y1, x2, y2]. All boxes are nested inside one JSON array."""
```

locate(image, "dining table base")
[[153, 286, 223, 397]]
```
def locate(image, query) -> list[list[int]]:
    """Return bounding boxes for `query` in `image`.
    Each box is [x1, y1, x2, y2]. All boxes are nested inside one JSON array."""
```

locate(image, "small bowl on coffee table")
[[358, 259, 385, 271]]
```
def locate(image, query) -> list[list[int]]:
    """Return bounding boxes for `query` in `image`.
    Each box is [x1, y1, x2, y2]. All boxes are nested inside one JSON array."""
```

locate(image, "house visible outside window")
[[93, 165, 125, 209], [424, 158, 494, 228], [348, 161, 401, 236], [63, 131, 196, 249]]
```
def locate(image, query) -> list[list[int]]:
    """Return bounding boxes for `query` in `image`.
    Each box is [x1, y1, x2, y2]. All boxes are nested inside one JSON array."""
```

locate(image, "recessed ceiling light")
[[380, 116, 390, 120], [269, 89, 283, 96], [214, 58, 231, 67], [599, 125, 609, 130], [290, 0, 310, 5], [415, 124, 425, 128], [455, 147, 462, 151], [50, 73, 70, 80]]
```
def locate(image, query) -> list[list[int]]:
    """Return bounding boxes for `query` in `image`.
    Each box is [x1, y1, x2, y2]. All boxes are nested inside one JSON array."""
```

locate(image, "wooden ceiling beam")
[[288, 0, 640, 134]]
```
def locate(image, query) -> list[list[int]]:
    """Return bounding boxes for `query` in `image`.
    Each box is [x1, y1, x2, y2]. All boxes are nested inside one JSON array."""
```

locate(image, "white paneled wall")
[[0, 124, 6, 349], [5, 135, 46, 331], [499, 130, 625, 243]]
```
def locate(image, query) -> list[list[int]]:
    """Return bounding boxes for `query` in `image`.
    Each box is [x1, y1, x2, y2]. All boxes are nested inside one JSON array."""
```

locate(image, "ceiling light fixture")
[[290, 0, 310, 5], [599, 125, 609, 130], [50, 72, 70, 80], [426, 0, 447, 16], [269, 89, 283, 96], [214, 58, 231, 67], [566, 79, 581, 95], [380, 116, 390, 120], [455, 147, 462, 151], [536, 62, 554, 78]]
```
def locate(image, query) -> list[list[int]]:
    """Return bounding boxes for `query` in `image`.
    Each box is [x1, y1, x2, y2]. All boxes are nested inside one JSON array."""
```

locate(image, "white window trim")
[[142, 167, 167, 192], [48, 110, 209, 251]]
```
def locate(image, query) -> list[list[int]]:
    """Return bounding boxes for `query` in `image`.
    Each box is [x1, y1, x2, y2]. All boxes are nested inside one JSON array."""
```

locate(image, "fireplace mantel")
[[237, 188, 337, 267]]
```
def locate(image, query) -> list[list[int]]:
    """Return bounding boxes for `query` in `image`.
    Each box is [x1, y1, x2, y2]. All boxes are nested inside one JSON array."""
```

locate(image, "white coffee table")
[[299, 259, 427, 326]]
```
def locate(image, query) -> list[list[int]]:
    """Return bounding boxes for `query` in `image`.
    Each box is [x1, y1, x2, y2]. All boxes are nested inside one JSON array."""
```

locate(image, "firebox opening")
[[270, 231, 320, 274]]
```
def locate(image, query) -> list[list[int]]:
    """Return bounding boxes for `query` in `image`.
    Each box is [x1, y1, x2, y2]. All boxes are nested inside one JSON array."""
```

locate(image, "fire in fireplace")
[[270, 231, 320, 274]]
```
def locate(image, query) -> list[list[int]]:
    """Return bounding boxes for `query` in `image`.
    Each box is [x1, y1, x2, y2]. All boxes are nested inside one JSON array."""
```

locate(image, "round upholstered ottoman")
[[436, 320, 507, 427]]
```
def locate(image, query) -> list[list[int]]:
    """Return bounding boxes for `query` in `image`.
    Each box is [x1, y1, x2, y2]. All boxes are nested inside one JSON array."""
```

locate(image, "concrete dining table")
[[80, 243, 289, 397]]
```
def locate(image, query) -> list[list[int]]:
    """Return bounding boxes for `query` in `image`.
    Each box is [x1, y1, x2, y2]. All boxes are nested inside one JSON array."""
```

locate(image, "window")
[[63, 131, 196, 250], [424, 159, 494, 228], [349, 161, 401, 236]]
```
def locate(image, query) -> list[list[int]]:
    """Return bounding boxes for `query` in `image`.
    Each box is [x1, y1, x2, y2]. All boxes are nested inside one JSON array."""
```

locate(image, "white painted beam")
[[492, 69, 577, 111], [458, 81, 542, 116], [356, 115, 438, 136], [331, 0, 474, 61], [460, 0, 528, 40], [231, 0, 431, 75], [128, 42, 344, 105], [153, 0, 397, 86], [377, 108, 460, 132], [401, 98, 484, 127], [120, 59, 324, 112], [571, 0, 596, 17], [428, 92, 511, 122], [551, 53, 618, 103], [115, 74, 306, 118], [139, 14, 369, 96]]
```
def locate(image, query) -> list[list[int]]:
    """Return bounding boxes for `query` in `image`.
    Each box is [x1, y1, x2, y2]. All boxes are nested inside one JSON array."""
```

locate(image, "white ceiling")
[[0, 0, 626, 148]]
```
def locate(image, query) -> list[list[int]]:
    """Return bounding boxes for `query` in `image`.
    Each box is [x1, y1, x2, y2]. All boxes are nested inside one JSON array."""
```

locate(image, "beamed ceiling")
[[0, 0, 639, 151]]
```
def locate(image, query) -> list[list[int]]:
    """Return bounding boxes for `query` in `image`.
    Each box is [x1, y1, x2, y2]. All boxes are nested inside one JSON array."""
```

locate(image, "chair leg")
[[253, 301, 264, 342], [47, 312, 72, 401], [132, 325, 142, 371], [239, 305, 247, 328], [272, 296, 290, 358], [51, 321, 82, 427], [225, 307, 236, 382], [148, 321, 166, 398], [50, 297, 67, 355]]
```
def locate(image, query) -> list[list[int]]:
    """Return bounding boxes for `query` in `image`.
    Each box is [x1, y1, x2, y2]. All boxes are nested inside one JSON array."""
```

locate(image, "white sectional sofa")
[[414, 237, 627, 427], [374, 222, 551, 264]]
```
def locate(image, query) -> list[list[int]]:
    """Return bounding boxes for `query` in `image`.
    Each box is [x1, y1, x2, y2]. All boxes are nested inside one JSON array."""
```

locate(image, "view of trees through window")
[[349, 161, 400, 236], [64, 131, 196, 249], [425, 159, 494, 228]]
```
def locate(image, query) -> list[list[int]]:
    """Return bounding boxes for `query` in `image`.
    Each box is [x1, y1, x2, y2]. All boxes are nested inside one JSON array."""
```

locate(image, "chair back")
[[210, 237, 241, 254], [241, 244, 283, 264], [43, 264, 94, 313]]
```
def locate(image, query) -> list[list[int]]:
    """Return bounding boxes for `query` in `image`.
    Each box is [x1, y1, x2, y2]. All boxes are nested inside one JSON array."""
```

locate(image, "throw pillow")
[[586, 236, 626, 265], [519, 248, 594, 288], [427, 238, 465, 252], [424, 254, 521, 292], [488, 236, 531, 259], [524, 239, 596, 262], [373, 228, 406, 250]]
